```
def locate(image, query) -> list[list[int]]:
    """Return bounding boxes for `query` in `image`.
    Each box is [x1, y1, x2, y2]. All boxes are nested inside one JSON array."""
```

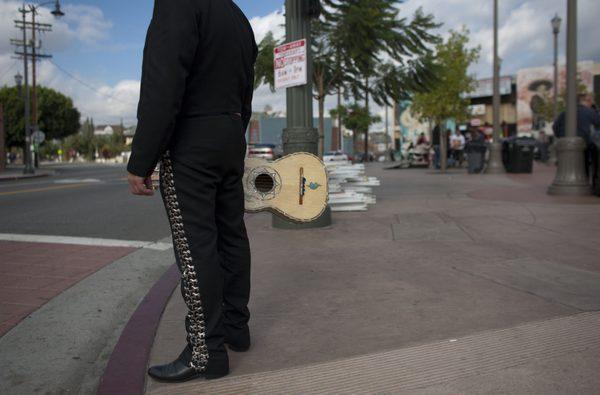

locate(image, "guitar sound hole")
[[255, 173, 275, 193]]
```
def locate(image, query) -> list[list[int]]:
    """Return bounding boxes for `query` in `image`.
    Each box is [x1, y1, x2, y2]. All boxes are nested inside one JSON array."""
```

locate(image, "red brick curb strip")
[[98, 264, 180, 395]]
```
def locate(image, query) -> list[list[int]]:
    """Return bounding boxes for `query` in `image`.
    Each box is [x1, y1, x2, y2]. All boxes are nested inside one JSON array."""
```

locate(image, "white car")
[[323, 151, 351, 163], [247, 144, 281, 161]]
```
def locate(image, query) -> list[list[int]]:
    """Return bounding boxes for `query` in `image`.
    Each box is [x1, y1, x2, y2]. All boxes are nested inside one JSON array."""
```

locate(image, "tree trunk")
[[440, 122, 448, 173], [363, 77, 370, 162]]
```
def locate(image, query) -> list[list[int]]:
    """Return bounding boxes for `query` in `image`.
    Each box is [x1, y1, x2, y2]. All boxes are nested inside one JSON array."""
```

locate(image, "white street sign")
[[274, 39, 307, 90], [32, 130, 45, 144]]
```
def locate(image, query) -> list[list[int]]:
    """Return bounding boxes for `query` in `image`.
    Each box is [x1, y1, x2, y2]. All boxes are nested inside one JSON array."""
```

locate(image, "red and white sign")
[[274, 39, 307, 90]]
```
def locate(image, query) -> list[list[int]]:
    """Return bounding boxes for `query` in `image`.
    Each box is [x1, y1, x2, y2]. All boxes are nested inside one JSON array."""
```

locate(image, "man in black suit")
[[127, 0, 257, 382]]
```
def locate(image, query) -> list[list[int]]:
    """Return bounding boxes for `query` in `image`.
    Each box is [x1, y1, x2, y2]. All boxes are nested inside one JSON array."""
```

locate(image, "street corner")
[[0, 239, 137, 337]]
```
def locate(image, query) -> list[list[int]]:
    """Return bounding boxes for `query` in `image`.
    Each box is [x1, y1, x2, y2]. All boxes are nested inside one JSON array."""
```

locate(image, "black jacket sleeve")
[[242, 39, 258, 133], [127, 0, 199, 177]]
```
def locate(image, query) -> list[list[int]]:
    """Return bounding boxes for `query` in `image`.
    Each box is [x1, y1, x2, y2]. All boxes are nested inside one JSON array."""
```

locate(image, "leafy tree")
[[332, 104, 381, 158], [312, 17, 357, 157], [322, 0, 440, 157], [411, 28, 480, 172], [0, 85, 80, 149], [254, 31, 278, 91]]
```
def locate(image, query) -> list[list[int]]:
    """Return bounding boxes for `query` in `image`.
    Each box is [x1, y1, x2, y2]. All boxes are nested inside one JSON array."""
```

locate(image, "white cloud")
[[249, 8, 285, 43], [3, 1, 600, 129], [0, 0, 135, 124], [401, 0, 600, 78]]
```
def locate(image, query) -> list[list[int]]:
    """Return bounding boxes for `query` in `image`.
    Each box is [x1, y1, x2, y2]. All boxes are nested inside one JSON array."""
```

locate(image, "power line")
[[0, 61, 18, 82], [48, 59, 137, 105]]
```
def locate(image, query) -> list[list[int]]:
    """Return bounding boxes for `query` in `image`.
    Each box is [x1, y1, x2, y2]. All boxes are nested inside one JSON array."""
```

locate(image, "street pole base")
[[486, 142, 505, 174], [272, 205, 332, 230], [548, 137, 591, 196], [547, 184, 591, 196]]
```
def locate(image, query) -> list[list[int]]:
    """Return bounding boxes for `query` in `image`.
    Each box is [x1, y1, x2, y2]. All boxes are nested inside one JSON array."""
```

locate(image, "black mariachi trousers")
[[159, 114, 251, 371]]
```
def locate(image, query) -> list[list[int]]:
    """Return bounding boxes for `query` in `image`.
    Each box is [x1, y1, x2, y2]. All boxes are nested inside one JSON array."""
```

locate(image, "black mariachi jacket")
[[128, 0, 258, 177]]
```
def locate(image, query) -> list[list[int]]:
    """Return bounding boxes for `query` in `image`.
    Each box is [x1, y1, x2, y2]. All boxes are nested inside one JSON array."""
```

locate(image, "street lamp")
[[551, 14, 562, 121], [486, 0, 505, 174], [548, 0, 590, 196], [50, 0, 65, 17]]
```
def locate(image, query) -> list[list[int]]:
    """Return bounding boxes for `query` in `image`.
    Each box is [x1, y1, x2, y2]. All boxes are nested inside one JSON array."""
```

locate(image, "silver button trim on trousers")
[[160, 152, 209, 371]]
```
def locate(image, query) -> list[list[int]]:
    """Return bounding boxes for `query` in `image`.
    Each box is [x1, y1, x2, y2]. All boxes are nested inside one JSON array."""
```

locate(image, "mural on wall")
[[517, 61, 594, 135], [396, 101, 431, 145]]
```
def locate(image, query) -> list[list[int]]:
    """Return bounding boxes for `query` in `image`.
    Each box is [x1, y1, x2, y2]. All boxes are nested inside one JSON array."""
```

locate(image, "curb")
[[98, 264, 180, 395], [0, 172, 52, 182]]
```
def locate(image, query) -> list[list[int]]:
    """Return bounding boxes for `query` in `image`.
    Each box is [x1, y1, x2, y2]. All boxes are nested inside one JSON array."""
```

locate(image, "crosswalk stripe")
[[0, 233, 172, 251]]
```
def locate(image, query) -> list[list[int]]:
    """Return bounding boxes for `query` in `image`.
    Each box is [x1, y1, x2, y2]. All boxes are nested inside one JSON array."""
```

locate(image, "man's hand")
[[128, 173, 155, 196]]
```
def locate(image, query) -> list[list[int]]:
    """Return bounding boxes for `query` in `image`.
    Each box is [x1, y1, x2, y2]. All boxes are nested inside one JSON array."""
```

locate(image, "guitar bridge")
[[299, 167, 306, 205]]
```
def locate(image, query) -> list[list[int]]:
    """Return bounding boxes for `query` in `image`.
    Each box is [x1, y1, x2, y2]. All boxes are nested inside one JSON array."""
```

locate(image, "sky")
[[1, 0, 599, 127]]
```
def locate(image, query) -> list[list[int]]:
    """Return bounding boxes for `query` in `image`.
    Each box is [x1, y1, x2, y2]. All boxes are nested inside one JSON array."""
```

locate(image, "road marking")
[[54, 178, 102, 184], [0, 183, 89, 196], [0, 233, 172, 251]]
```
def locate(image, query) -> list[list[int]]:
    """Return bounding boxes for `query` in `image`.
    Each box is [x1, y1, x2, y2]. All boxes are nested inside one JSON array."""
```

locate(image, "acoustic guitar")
[[244, 152, 328, 223], [151, 152, 328, 223]]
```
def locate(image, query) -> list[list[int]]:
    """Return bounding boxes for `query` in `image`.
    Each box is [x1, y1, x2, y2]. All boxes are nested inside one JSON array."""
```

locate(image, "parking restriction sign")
[[274, 39, 307, 90]]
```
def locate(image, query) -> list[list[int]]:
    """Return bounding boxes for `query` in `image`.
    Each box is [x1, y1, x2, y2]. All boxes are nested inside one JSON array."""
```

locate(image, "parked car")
[[247, 144, 282, 161], [323, 151, 353, 163]]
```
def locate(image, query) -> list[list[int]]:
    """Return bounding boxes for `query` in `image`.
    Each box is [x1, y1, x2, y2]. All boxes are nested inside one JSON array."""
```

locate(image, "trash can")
[[503, 137, 536, 173], [465, 142, 487, 174]]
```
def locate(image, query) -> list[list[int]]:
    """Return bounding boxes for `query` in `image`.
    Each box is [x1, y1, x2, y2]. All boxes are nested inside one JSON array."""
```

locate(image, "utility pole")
[[13, 8, 33, 174], [486, 0, 505, 174], [273, 0, 332, 229], [548, 0, 590, 195], [11, 2, 62, 174]]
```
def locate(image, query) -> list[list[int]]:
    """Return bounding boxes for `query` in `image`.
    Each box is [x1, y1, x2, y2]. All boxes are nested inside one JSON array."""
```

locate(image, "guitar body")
[[243, 153, 329, 223], [152, 152, 328, 223]]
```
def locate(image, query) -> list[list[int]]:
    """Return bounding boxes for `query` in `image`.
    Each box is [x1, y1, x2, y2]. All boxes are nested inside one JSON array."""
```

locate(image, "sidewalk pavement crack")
[[450, 265, 584, 313]]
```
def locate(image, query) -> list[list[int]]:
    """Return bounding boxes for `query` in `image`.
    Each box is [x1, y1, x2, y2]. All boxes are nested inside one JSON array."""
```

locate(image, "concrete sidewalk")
[[147, 163, 600, 394]]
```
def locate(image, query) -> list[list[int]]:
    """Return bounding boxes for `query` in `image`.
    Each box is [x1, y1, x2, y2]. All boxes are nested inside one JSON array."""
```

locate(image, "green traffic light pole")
[[273, 0, 332, 229]]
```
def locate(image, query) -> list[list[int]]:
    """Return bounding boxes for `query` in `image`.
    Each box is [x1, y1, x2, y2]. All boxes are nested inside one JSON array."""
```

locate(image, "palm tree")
[[322, 0, 440, 159]]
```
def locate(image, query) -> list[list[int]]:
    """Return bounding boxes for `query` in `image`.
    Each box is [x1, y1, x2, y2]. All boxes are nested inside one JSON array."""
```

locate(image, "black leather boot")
[[224, 325, 251, 352], [147, 346, 229, 382]]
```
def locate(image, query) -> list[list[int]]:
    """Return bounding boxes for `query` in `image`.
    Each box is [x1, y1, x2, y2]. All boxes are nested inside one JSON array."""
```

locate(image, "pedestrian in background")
[[553, 93, 600, 178], [450, 129, 466, 167], [431, 126, 441, 169]]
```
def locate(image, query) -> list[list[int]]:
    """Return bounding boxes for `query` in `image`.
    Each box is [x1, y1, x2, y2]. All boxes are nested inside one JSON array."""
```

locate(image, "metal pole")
[[31, 7, 39, 168], [21, 8, 34, 174], [385, 104, 390, 150], [273, 0, 331, 229], [553, 26, 559, 121], [486, 0, 505, 174], [0, 103, 5, 172], [31, 7, 38, 130], [548, 0, 590, 195]]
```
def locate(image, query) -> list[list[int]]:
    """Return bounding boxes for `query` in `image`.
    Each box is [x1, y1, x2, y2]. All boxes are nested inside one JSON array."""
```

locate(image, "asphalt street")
[[0, 163, 170, 242]]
